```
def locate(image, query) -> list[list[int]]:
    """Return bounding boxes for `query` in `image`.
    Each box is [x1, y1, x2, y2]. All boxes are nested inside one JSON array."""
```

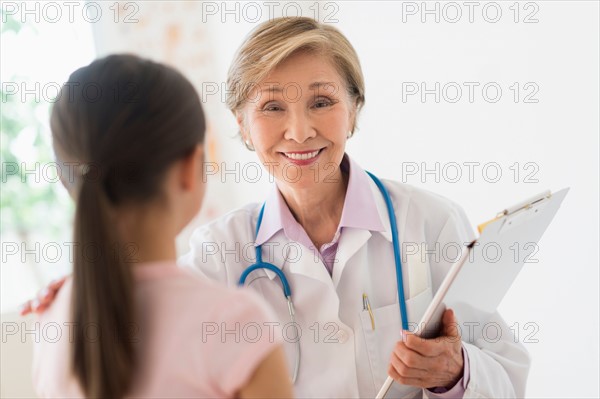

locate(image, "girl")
[[32, 54, 293, 398]]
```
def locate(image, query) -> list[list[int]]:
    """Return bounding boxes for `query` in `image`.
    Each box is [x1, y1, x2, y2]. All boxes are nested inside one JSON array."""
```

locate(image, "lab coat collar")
[[253, 154, 397, 284], [338, 155, 386, 232], [254, 183, 287, 247], [256, 230, 333, 284], [331, 173, 402, 287], [365, 173, 396, 243]]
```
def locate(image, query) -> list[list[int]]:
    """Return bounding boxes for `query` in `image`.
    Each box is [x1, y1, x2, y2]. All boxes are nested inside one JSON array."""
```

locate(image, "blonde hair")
[[226, 17, 365, 133]]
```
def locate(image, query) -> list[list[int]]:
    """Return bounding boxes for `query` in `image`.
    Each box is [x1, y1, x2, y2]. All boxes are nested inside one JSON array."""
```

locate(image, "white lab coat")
[[179, 176, 531, 398]]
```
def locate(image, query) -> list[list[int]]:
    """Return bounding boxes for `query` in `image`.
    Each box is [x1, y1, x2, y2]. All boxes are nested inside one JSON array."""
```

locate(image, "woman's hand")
[[19, 277, 67, 316], [388, 309, 464, 390]]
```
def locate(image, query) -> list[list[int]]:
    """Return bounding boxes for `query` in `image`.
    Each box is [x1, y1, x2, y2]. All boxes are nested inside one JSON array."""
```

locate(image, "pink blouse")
[[32, 260, 282, 398]]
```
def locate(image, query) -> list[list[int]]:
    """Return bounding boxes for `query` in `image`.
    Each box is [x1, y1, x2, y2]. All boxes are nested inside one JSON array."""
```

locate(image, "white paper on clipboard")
[[376, 188, 569, 399]]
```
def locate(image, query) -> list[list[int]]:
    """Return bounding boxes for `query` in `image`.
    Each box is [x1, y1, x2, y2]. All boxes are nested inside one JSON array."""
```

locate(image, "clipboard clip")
[[498, 190, 552, 217], [478, 190, 552, 234]]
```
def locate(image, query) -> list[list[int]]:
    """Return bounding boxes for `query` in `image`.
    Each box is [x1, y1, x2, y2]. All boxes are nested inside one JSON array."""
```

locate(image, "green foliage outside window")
[[1, 11, 74, 242]]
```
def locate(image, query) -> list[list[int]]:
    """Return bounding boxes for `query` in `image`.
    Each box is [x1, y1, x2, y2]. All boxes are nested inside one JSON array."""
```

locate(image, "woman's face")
[[238, 51, 356, 190]]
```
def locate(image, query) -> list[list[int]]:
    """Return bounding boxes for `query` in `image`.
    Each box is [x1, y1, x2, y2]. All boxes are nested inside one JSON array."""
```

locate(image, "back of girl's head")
[[52, 54, 205, 203], [50, 54, 205, 398]]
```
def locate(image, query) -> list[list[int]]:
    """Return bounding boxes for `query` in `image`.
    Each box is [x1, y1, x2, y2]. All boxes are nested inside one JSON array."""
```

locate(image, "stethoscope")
[[238, 171, 408, 384]]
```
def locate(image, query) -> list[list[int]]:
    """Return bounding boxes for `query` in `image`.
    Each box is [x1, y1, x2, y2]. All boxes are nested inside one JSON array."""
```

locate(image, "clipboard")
[[376, 188, 569, 399]]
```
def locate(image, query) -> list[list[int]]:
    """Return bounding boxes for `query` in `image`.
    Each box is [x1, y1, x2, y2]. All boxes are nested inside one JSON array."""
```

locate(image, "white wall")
[[0, 313, 36, 398]]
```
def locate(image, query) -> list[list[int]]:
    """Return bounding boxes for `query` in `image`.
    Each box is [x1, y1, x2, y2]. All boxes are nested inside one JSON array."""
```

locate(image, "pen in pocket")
[[362, 293, 375, 330]]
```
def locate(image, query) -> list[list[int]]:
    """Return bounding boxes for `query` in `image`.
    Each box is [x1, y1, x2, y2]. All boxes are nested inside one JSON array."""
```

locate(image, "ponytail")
[[71, 171, 135, 398]]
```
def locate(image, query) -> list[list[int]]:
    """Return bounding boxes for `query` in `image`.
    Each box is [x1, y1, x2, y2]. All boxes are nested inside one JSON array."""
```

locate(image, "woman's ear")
[[349, 105, 358, 135], [236, 111, 248, 140], [344, 93, 359, 133], [235, 111, 244, 129], [236, 111, 255, 151]]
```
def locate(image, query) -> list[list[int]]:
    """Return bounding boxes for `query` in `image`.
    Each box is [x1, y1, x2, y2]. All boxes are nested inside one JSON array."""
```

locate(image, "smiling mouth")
[[282, 148, 323, 161]]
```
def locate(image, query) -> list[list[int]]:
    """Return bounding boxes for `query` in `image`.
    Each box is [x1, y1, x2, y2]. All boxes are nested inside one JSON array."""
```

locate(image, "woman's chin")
[[275, 172, 342, 191]]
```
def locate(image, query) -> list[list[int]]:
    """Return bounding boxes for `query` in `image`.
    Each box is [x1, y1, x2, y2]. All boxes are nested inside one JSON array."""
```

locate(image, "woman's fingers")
[[389, 318, 465, 389]]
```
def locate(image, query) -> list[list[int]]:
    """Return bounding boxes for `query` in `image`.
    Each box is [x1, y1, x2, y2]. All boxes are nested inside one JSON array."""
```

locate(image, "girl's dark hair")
[[50, 54, 205, 398]]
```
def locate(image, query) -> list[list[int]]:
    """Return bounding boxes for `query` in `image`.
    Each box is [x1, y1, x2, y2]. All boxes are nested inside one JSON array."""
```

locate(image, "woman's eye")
[[313, 98, 334, 108], [262, 103, 282, 112]]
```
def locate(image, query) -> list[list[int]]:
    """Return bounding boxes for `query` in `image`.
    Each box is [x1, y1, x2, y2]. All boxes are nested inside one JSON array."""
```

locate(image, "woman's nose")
[[283, 110, 316, 143]]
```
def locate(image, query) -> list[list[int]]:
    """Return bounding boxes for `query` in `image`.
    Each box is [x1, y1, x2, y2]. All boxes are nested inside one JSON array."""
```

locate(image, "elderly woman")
[[26, 17, 530, 398], [180, 17, 530, 398]]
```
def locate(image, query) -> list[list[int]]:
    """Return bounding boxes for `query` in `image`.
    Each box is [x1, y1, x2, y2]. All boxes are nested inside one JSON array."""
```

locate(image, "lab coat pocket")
[[359, 287, 434, 391], [360, 302, 400, 390]]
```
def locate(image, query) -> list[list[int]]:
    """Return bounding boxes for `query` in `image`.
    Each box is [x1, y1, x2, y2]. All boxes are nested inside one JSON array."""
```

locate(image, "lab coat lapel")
[[256, 231, 288, 281], [261, 231, 333, 286], [287, 239, 333, 286], [368, 176, 416, 300], [332, 174, 396, 289], [368, 174, 394, 243], [332, 228, 372, 289], [337, 175, 416, 301]]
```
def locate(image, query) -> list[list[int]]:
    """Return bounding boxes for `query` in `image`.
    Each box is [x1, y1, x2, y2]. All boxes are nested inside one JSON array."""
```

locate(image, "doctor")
[[179, 17, 530, 398]]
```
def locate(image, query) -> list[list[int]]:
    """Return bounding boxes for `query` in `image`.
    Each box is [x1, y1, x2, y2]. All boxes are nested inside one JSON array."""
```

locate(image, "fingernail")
[[401, 330, 406, 341], [31, 299, 40, 310], [40, 288, 50, 298]]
